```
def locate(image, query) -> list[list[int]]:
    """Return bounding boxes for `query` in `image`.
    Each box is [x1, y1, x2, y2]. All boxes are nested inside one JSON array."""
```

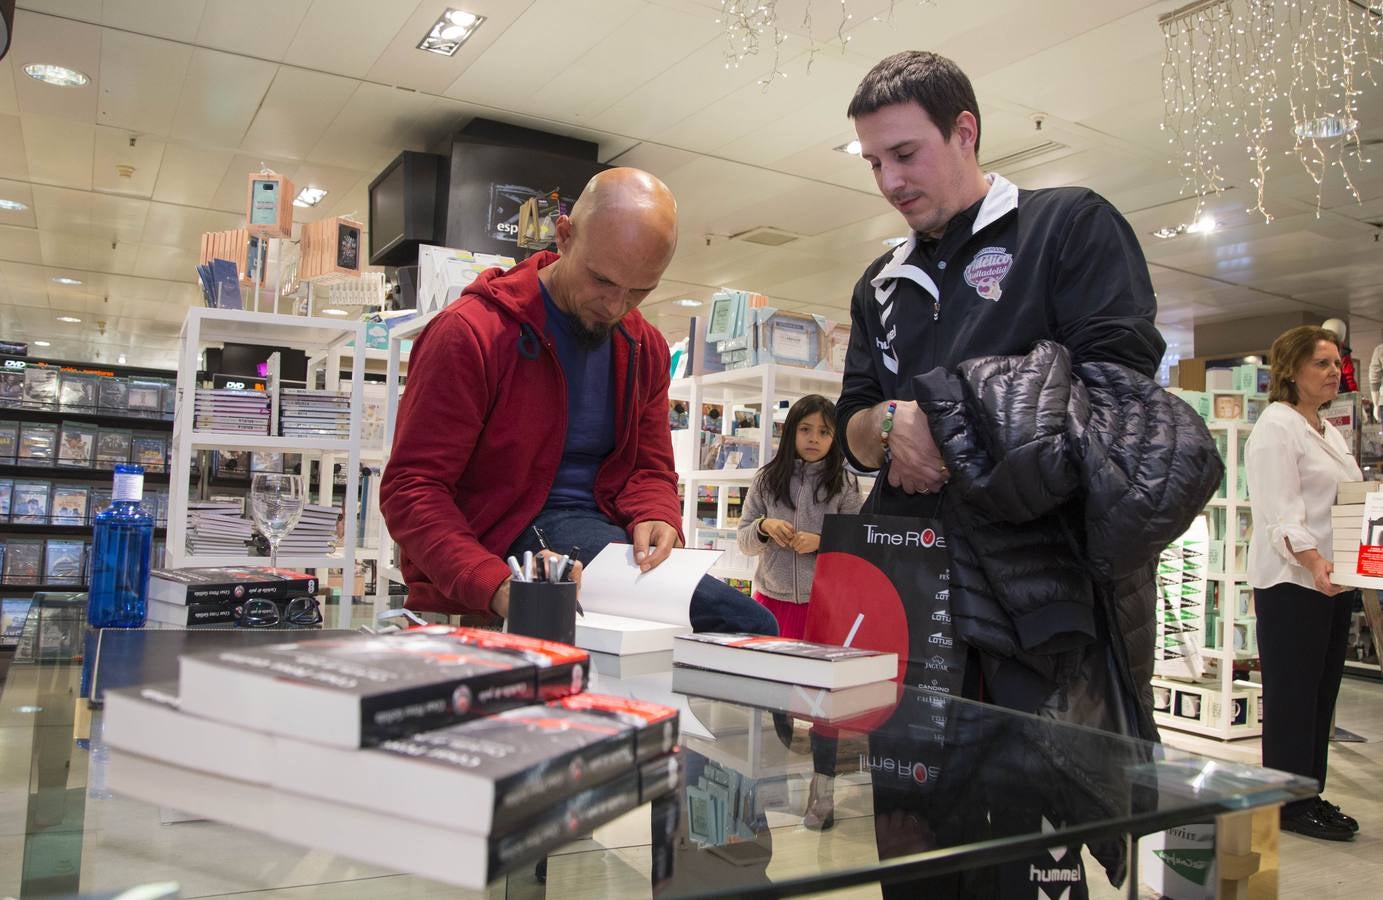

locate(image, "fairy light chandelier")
[[1161, 0, 1383, 222], [717, 1, 933, 86]]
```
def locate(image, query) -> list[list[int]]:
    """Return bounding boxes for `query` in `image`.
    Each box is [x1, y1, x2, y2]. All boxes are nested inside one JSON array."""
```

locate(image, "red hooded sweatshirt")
[[379, 251, 683, 616]]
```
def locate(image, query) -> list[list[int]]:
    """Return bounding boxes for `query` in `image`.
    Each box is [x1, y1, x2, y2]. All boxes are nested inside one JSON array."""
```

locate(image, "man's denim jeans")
[[506, 508, 778, 636]]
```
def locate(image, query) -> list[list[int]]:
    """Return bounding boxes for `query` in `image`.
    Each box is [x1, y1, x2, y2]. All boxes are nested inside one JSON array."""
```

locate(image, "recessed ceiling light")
[[835, 139, 863, 156], [1295, 115, 1358, 141], [882, 236, 908, 247], [33, 340, 51, 347], [293, 186, 328, 208], [51, 276, 82, 285], [56, 315, 81, 323], [23, 63, 90, 87], [1187, 214, 1217, 234], [117, 354, 127, 364], [320, 308, 349, 316], [0, 198, 27, 212], [417, 8, 486, 56], [673, 298, 703, 308]]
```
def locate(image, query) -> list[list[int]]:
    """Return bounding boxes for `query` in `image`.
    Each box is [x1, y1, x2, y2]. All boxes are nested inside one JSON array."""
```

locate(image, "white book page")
[[580, 545, 723, 626]]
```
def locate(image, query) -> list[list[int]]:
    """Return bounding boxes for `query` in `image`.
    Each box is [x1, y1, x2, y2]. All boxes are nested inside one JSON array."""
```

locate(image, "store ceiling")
[[1, 0, 1382, 368]]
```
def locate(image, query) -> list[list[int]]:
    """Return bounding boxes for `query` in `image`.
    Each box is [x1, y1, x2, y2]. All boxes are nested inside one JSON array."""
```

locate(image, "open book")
[[575, 545, 722, 655]]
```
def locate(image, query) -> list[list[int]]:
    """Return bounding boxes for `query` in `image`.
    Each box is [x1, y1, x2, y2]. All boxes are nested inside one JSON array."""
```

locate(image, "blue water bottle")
[[88, 463, 154, 628]]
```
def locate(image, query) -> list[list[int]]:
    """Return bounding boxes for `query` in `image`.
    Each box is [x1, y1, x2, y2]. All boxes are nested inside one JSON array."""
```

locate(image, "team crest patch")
[[963, 246, 1013, 301]]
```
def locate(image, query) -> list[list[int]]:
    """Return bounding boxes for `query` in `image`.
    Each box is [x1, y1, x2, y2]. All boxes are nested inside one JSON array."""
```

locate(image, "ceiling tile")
[[95, 29, 193, 136], [240, 67, 359, 161], [101, 0, 208, 43], [305, 82, 453, 172], [194, 0, 315, 61], [0, 224, 44, 264], [0, 57, 19, 118], [141, 203, 243, 251], [21, 117, 95, 189], [168, 49, 276, 147], [284, 0, 422, 79], [132, 242, 195, 281], [9, 9, 102, 122], [152, 144, 236, 208], [0, 114, 29, 181], [91, 126, 167, 197]]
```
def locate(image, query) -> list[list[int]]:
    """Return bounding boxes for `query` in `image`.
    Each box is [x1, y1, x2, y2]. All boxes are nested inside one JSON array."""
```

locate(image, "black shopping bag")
[[805, 507, 963, 700]]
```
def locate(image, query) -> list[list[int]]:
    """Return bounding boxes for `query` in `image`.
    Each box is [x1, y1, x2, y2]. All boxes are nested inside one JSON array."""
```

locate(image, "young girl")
[[737, 393, 865, 636], [737, 394, 863, 831]]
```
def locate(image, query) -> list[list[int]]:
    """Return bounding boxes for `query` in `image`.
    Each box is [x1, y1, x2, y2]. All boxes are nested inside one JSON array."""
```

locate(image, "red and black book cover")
[[418, 625, 588, 701], [149, 566, 318, 604], [638, 750, 681, 804], [490, 770, 642, 878], [549, 692, 678, 762], [379, 704, 637, 832]]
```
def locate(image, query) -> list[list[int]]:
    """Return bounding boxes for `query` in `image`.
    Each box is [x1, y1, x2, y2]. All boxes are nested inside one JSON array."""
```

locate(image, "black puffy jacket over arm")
[[914, 341, 1223, 732]]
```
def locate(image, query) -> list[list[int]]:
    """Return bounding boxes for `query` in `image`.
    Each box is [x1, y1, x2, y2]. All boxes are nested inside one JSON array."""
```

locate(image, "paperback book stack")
[[102, 626, 681, 890], [193, 389, 270, 435], [277, 504, 341, 557], [146, 565, 319, 626], [185, 500, 252, 558], [279, 389, 351, 439], [670, 632, 900, 724]]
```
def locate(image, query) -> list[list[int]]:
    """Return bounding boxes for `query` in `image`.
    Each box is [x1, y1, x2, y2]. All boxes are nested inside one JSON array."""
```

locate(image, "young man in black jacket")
[[835, 51, 1170, 897]]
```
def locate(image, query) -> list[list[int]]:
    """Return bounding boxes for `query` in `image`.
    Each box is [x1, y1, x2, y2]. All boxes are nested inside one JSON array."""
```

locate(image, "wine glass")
[[250, 472, 304, 570]]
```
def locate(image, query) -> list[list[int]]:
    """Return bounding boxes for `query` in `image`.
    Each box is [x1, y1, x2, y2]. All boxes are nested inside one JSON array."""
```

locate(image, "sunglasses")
[[233, 595, 323, 628]]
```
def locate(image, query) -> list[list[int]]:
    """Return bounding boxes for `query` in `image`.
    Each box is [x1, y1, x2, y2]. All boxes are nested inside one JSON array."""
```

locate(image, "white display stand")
[[165, 308, 366, 582], [669, 363, 846, 583]]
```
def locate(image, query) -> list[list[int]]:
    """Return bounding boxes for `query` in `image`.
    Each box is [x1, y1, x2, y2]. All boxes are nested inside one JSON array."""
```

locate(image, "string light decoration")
[[1161, 0, 1383, 222], [717, 0, 933, 88]]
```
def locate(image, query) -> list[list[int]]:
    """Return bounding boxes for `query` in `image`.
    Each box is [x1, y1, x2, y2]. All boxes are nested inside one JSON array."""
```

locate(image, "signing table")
[[0, 594, 1313, 899]]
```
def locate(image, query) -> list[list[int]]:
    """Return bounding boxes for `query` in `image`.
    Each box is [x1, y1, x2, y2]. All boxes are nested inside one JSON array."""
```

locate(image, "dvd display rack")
[[0, 353, 180, 634]]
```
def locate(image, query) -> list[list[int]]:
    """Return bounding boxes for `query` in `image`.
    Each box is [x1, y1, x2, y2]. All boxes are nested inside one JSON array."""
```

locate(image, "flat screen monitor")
[[368, 151, 447, 267]]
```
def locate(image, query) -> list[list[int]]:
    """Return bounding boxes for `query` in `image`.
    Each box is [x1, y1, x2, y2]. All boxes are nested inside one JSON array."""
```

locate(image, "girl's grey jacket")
[[736, 459, 866, 604]]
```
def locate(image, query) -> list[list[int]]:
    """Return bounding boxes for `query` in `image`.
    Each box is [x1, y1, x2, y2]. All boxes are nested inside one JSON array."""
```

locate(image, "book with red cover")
[[417, 625, 588, 701], [548, 691, 678, 762]]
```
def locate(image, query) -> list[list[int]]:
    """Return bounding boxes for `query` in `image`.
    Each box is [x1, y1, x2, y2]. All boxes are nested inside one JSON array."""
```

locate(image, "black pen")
[[532, 525, 553, 553], [567, 545, 584, 617]]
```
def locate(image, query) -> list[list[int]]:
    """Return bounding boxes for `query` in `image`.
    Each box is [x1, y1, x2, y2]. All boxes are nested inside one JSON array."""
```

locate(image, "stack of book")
[[279, 389, 351, 439], [186, 500, 252, 557], [193, 389, 270, 435], [146, 565, 320, 626], [671, 632, 900, 724], [102, 626, 680, 890], [278, 504, 341, 557]]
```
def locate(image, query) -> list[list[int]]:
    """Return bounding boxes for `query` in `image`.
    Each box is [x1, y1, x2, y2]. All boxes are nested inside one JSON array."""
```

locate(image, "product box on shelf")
[[1232, 365, 1271, 394], [1154, 677, 1260, 730]]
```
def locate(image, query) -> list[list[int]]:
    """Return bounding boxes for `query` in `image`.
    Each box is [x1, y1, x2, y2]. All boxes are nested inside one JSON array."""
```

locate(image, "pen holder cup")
[[506, 580, 579, 645]]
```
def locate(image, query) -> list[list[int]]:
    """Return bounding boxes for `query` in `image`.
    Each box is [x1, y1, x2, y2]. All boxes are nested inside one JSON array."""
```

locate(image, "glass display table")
[[0, 594, 1313, 898]]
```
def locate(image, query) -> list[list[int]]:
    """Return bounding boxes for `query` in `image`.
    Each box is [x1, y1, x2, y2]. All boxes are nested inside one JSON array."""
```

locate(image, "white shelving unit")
[[374, 310, 441, 603], [1155, 418, 1262, 741], [669, 363, 845, 582], [166, 307, 366, 581]]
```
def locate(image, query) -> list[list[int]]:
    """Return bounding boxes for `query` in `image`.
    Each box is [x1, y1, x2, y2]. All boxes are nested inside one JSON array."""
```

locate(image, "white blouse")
[[1245, 401, 1361, 590]]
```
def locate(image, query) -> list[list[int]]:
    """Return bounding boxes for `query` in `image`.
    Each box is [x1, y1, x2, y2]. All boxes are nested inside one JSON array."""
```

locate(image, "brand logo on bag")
[[863, 523, 945, 548], [924, 654, 949, 671], [934, 589, 949, 601], [964, 246, 1013, 301], [930, 714, 946, 727], [928, 631, 953, 648], [860, 753, 939, 785], [931, 608, 951, 623]]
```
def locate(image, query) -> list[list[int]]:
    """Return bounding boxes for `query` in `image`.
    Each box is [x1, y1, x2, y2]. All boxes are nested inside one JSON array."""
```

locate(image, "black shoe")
[[1316, 798, 1360, 833], [1281, 807, 1355, 842]]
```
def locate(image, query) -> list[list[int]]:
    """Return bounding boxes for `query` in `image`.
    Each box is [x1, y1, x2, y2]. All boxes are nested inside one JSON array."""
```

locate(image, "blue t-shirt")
[[540, 281, 615, 510]]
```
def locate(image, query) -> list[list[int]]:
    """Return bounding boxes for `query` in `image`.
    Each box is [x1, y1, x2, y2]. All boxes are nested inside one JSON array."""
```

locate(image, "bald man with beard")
[[381, 168, 778, 635]]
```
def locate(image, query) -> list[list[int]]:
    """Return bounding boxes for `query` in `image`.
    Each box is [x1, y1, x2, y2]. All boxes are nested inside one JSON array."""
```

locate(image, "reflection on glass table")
[[0, 594, 1315, 899]]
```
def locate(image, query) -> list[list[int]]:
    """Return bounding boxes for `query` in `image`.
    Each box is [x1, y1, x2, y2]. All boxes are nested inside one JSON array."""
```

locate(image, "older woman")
[[1245, 325, 1360, 842]]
